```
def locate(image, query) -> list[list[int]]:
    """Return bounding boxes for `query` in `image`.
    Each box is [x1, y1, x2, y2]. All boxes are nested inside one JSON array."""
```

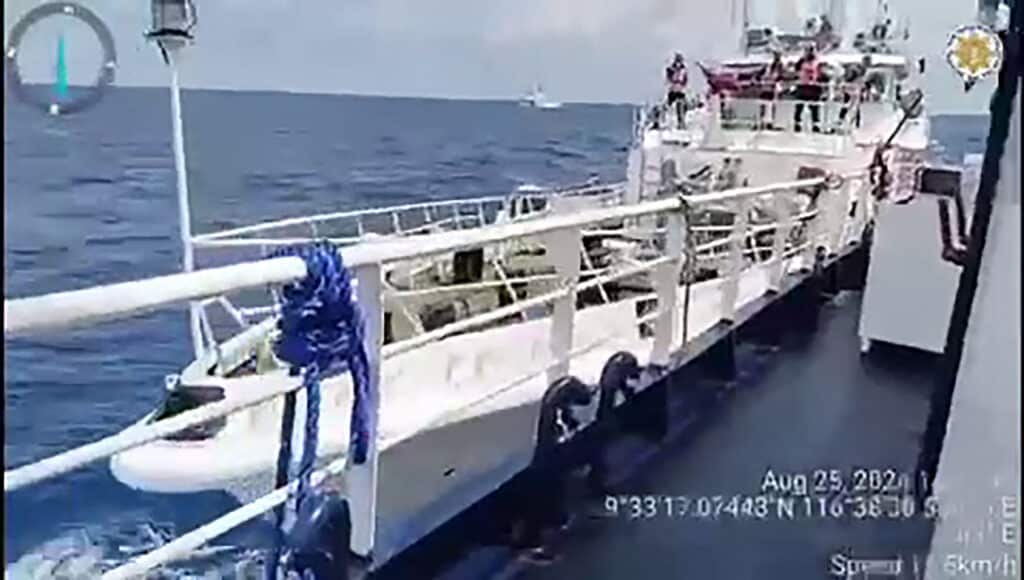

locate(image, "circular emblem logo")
[[5, 2, 117, 115], [944, 24, 1003, 83]]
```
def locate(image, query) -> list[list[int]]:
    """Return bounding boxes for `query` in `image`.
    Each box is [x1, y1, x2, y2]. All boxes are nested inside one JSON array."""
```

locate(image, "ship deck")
[[513, 291, 939, 579]]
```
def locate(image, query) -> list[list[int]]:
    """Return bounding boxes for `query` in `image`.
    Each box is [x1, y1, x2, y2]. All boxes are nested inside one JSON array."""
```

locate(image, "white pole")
[[349, 264, 383, 558], [543, 227, 581, 384], [166, 49, 204, 359]]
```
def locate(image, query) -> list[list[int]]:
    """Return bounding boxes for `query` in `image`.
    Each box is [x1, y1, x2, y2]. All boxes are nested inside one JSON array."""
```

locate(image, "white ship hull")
[[110, 256, 810, 564]]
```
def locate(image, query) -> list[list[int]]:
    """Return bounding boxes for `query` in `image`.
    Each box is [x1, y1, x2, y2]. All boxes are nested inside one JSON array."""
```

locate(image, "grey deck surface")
[[516, 292, 937, 579]]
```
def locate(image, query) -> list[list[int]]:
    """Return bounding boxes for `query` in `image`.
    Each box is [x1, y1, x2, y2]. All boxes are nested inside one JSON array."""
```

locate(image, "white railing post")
[[825, 180, 848, 256], [860, 174, 874, 236], [719, 198, 749, 322], [709, 94, 723, 144], [477, 202, 487, 227], [803, 191, 826, 268], [579, 240, 610, 304], [543, 227, 581, 384], [651, 212, 684, 364], [852, 176, 869, 246], [349, 263, 383, 558], [769, 191, 793, 293]]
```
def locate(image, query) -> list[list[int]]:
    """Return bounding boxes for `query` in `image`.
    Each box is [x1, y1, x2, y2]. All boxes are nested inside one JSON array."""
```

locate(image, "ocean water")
[[2, 87, 989, 575]]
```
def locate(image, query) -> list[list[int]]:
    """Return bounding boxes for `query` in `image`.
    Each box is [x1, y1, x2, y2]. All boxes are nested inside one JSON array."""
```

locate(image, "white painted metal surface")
[[925, 79, 1021, 580], [858, 157, 980, 354], [166, 52, 204, 360]]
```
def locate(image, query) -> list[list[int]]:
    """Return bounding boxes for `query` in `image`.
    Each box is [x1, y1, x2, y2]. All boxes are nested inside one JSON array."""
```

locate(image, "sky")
[[3, 0, 998, 113]]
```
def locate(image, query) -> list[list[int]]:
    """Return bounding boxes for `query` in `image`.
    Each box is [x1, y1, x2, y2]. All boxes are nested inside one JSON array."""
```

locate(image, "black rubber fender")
[[535, 375, 594, 460], [595, 351, 641, 421], [585, 353, 641, 493], [512, 375, 594, 548]]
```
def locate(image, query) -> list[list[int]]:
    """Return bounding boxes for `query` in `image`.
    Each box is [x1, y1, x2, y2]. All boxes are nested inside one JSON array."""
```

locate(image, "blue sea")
[[2, 87, 990, 575]]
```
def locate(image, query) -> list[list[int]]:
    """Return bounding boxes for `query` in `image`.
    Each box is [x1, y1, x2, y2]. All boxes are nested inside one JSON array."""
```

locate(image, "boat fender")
[[587, 352, 641, 493], [514, 376, 593, 550], [596, 352, 641, 421], [283, 494, 352, 580], [535, 375, 594, 460]]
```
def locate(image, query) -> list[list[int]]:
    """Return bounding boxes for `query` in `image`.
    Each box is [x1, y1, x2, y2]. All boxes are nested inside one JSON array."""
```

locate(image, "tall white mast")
[[147, 0, 203, 359]]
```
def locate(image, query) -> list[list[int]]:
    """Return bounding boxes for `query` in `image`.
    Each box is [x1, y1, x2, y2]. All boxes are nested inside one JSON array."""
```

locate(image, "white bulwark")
[[925, 76, 1021, 580]]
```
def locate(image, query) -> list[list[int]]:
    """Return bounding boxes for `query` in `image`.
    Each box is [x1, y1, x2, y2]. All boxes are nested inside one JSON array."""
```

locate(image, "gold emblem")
[[945, 25, 1003, 82]]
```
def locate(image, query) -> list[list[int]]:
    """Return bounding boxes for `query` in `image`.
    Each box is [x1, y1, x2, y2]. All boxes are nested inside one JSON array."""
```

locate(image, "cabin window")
[[151, 385, 226, 441]]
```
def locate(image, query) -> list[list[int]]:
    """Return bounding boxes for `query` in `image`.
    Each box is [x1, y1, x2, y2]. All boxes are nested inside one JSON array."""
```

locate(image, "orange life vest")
[[799, 58, 820, 84]]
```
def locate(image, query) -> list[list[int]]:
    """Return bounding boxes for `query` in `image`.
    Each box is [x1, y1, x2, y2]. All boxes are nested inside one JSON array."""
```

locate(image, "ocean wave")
[[5, 523, 265, 580], [83, 234, 172, 247], [69, 176, 119, 187], [243, 171, 325, 191]]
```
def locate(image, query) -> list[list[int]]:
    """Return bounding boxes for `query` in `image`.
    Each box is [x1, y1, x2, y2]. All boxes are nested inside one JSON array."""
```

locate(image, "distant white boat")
[[520, 84, 563, 109]]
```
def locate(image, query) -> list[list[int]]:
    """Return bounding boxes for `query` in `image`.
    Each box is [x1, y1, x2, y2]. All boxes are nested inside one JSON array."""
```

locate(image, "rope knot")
[[273, 242, 361, 374]]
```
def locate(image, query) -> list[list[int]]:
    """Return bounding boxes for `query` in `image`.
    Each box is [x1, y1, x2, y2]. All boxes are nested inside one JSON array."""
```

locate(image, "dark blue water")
[[2, 87, 988, 574]]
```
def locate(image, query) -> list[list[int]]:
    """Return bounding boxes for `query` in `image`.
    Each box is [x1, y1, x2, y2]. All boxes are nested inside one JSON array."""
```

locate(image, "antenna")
[[146, 0, 204, 359]]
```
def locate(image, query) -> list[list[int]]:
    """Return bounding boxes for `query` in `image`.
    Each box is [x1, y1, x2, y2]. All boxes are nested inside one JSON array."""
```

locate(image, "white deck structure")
[[5, 166, 874, 577]]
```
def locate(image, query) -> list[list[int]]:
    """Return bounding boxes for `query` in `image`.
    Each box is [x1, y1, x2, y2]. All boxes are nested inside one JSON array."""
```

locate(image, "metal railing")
[[3, 172, 872, 578], [188, 183, 626, 348]]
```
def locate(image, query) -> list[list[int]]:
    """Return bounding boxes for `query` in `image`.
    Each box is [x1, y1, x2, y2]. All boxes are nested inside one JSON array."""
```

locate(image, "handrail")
[[4, 257, 307, 338], [195, 195, 516, 241], [195, 182, 627, 242], [4, 176, 829, 339], [338, 177, 826, 269]]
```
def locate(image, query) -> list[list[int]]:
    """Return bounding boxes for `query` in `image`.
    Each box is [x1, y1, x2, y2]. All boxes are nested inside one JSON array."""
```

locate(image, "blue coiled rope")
[[264, 241, 374, 579]]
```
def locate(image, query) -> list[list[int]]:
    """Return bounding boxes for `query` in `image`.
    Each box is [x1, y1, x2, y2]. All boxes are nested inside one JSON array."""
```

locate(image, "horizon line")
[[9, 82, 989, 116]]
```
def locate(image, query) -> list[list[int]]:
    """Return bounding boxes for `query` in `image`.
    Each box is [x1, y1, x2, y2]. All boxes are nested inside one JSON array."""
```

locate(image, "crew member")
[[758, 51, 786, 129], [665, 53, 689, 128], [838, 55, 870, 128], [793, 46, 823, 132]]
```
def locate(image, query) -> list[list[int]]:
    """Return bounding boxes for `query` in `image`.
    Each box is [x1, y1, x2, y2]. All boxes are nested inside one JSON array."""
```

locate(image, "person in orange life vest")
[[793, 45, 823, 132], [665, 53, 689, 128]]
